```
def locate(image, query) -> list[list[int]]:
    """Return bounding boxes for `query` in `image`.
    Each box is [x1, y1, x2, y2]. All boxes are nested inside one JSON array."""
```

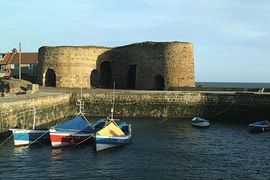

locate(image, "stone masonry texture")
[[37, 41, 195, 90], [1, 90, 270, 132]]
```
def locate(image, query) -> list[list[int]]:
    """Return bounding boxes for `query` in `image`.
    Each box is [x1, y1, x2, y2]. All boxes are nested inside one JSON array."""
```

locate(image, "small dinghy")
[[10, 107, 50, 146], [95, 82, 131, 151], [249, 120, 270, 132], [95, 119, 131, 152], [11, 129, 49, 147], [191, 117, 210, 127]]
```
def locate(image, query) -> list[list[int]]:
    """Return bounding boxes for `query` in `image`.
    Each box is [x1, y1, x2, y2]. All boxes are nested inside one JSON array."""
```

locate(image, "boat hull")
[[249, 127, 269, 132], [191, 117, 210, 127], [191, 121, 210, 127], [96, 134, 131, 151], [249, 120, 270, 132], [10, 129, 50, 146], [50, 130, 94, 148]]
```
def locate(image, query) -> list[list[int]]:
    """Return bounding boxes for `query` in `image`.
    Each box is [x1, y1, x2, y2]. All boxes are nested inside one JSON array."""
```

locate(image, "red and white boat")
[[49, 89, 106, 148], [49, 114, 106, 148]]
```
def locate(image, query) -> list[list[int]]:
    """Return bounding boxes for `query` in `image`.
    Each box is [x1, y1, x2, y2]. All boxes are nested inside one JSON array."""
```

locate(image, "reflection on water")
[[50, 148, 65, 160], [0, 118, 270, 179]]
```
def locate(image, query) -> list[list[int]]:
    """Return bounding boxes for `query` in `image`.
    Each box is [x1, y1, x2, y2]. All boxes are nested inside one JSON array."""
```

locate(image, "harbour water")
[[1, 118, 270, 179]]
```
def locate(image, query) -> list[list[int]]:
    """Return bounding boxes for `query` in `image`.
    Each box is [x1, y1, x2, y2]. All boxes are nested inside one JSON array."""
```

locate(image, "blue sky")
[[1, 0, 270, 82]]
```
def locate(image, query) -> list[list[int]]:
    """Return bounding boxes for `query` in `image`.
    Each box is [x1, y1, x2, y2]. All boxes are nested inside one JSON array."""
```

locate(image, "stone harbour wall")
[[0, 93, 71, 132], [2, 90, 270, 133], [72, 91, 270, 121]]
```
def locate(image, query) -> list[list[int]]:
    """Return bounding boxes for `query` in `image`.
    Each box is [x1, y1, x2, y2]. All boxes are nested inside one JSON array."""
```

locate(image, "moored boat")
[[95, 82, 132, 151], [249, 120, 270, 132], [49, 88, 106, 148], [95, 120, 131, 152], [10, 129, 50, 146], [191, 117, 210, 127], [49, 115, 105, 148], [10, 107, 50, 146]]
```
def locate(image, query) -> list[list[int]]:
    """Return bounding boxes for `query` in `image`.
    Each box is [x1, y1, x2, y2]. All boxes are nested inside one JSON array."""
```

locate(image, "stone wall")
[[164, 42, 194, 88], [112, 42, 166, 89], [199, 92, 270, 120], [1, 90, 270, 133], [78, 91, 202, 118], [72, 91, 270, 121], [38, 41, 195, 90], [38, 46, 111, 88], [98, 41, 195, 90], [0, 93, 71, 132]]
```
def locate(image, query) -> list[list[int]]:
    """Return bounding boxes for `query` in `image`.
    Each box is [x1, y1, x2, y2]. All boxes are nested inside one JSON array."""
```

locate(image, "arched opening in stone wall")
[[154, 74, 165, 90], [128, 65, 136, 89], [90, 69, 99, 88], [100, 61, 112, 88], [45, 68, 56, 87]]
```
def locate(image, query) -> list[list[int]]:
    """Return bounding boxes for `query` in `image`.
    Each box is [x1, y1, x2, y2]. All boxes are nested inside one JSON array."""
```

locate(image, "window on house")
[[27, 64, 34, 69], [0, 53, 4, 60]]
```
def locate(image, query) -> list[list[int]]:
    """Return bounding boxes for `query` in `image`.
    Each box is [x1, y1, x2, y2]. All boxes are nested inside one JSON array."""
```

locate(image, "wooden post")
[[19, 42, 21, 80]]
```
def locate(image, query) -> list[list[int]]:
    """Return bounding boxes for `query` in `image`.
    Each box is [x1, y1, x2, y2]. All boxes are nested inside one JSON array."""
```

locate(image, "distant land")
[[196, 82, 270, 88]]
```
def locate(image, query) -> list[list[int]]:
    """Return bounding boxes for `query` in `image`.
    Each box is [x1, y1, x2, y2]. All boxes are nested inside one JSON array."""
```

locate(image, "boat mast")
[[32, 106, 36, 130], [77, 86, 84, 115], [19, 42, 21, 80], [111, 82, 116, 120]]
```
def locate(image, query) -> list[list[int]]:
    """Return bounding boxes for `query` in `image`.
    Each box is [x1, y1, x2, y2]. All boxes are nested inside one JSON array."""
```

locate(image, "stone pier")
[[0, 92, 70, 132], [1, 88, 270, 133], [76, 90, 270, 120]]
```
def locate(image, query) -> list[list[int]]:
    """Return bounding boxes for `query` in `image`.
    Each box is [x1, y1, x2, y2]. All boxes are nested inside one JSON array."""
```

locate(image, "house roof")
[[0, 52, 38, 65], [9, 53, 38, 64], [0, 53, 13, 65]]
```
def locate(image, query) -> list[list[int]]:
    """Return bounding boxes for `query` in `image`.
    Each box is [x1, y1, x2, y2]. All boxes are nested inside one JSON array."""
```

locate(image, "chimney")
[[12, 48, 17, 54]]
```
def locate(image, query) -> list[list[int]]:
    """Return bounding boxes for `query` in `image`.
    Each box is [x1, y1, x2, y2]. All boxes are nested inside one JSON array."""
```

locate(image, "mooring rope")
[[35, 140, 47, 148], [248, 94, 264, 119], [0, 133, 13, 146], [26, 129, 50, 147], [72, 134, 94, 147], [207, 94, 241, 118]]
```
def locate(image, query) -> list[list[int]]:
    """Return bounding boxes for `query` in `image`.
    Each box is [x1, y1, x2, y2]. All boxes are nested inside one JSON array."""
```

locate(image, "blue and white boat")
[[95, 83, 131, 151], [10, 129, 50, 146], [95, 119, 131, 151], [191, 117, 210, 127], [249, 120, 270, 132], [10, 108, 50, 146]]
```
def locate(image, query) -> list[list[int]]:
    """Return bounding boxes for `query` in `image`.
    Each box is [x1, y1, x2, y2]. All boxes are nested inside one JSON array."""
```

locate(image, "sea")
[[1, 118, 270, 179], [196, 82, 270, 88], [1, 82, 270, 179]]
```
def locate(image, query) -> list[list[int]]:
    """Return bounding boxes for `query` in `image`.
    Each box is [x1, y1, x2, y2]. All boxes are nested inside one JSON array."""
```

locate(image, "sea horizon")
[[196, 82, 270, 88]]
